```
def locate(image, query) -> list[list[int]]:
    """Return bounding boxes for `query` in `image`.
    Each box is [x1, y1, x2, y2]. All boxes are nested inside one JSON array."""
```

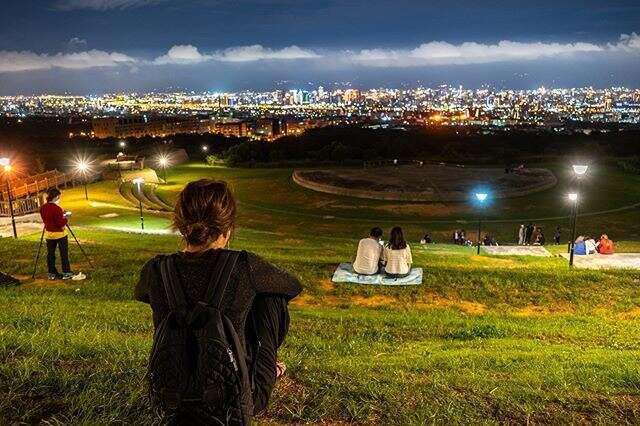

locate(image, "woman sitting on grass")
[[135, 179, 302, 424], [382, 226, 413, 278]]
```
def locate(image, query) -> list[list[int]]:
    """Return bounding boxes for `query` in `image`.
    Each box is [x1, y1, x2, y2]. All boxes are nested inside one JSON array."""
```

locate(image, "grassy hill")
[[1, 162, 640, 424]]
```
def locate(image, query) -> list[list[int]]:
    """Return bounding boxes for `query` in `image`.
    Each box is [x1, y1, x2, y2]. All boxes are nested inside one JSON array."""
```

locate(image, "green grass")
[[1, 162, 640, 424]]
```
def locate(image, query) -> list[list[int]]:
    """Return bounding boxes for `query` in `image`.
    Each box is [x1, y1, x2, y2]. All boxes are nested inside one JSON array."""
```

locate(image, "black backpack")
[[147, 251, 253, 425]]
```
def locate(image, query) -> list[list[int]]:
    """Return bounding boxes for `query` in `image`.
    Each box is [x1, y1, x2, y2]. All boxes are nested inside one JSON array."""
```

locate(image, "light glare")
[[568, 193, 578, 201], [475, 193, 488, 202], [572, 165, 588, 175]]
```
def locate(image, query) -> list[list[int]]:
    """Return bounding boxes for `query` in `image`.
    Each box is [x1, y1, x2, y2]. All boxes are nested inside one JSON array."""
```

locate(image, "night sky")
[[1, 0, 639, 94]]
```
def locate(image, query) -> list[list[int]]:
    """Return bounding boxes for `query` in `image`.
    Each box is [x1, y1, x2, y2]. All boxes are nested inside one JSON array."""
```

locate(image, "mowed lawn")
[[1, 163, 640, 424]]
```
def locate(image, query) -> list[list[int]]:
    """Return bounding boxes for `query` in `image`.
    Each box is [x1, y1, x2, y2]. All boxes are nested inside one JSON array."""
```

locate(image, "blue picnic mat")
[[331, 263, 423, 286]]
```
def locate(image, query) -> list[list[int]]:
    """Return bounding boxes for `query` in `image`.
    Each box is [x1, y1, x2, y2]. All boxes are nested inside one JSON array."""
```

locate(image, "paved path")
[[559, 253, 640, 270], [482, 246, 552, 257]]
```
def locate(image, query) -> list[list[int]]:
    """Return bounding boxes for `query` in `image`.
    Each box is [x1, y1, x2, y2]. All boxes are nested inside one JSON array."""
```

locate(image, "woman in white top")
[[382, 226, 412, 278]]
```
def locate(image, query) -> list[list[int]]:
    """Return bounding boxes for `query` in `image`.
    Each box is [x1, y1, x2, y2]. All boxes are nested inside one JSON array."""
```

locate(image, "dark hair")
[[46, 188, 61, 202], [370, 227, 383, 238], [173, 179, 236, 246], [387, 226, 407, 250]]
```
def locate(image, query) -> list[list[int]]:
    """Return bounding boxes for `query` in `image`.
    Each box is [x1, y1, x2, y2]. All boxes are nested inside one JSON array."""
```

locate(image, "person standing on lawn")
[[39, 188, 74, 280]]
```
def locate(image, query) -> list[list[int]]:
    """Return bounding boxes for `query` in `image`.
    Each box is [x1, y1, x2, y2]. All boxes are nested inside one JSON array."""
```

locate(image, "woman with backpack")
[[135, 179, 302, 425]]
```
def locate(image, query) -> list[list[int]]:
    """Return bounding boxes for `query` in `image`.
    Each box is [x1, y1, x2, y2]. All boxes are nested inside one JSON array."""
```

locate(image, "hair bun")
[[184, 222, 211, 246]]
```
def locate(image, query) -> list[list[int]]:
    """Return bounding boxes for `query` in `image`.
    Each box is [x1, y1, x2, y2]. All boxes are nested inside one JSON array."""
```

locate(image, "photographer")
[[39, 188, 74, 280]]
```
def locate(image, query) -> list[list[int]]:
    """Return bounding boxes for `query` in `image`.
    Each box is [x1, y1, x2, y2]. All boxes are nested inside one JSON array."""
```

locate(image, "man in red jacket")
[[40, 188, 73, 280]]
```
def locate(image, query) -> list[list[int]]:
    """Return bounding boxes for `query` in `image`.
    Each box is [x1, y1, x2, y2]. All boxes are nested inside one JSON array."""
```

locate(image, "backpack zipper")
[[227, 347, 239, 372]]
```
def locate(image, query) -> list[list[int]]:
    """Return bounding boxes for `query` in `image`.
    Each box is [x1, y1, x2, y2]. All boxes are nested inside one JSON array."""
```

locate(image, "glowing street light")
[[74, 158, 91, 200], [0, 157, 17, 238], [132, 177, 145, 230], [568, 164, 588, 267], [474, 192, 488, 255], [157, 154, 170, 183], [119, 141, 127, 154], [201, 145, 209, 153], [572, 165, 588, 176]]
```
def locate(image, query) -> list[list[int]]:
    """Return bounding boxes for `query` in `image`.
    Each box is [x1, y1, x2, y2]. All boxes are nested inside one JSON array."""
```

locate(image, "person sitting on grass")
[[597, 234, 615, 255], [584, 236, 598, 255], [353, 227, 384, 275], [135, 179, 302, 424], [382, 226, 413, 278], [420, 233, 433, 244], [39, 188, 74, 280]]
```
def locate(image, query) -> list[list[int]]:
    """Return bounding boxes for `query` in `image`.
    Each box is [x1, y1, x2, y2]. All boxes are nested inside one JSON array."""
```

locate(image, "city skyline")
[[1, 1, 640, 93]]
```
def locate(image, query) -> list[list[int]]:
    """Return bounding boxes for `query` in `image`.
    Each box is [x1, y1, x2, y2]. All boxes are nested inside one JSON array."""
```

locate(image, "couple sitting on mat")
[[353, 226, 413, 278]]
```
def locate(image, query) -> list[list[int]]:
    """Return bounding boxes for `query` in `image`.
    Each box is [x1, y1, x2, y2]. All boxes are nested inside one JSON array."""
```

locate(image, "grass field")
[[1, 162, 640, 424]]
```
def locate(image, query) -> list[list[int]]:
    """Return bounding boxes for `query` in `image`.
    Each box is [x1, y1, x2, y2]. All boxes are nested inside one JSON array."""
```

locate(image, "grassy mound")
[[1, 162, 640, 424]]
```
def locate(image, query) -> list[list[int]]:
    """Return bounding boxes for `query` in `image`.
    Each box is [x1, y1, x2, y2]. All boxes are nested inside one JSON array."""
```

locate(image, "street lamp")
[[119, 141, 127, 153], [157, 154, 170, 184], [0, 157, 17, 238], [568, 164, 588, 267], [568, 193, 579, 267], [201, 145, 209, 153], [572, 165, 588, 176], [132, 177, 145, 230], [474, 192, 488, 255], [75, 159, 91, 200]]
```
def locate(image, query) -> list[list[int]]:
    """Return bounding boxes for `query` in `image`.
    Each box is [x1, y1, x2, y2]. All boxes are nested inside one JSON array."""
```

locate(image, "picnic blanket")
[[331, 263, 423, 286]]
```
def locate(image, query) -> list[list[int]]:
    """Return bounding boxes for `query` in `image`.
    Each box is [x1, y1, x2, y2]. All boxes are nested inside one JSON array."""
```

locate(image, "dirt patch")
[[320, 279, 335, 293], [290, 292, 315, 307], [515, 304, 575, 316], [415, 293, 487, 314], [618, 307, 640, 319], [351, 295, 397, 307]]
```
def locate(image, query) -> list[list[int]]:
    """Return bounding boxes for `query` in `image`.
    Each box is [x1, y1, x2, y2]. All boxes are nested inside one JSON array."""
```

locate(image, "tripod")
[[32, 224, 94, 279]]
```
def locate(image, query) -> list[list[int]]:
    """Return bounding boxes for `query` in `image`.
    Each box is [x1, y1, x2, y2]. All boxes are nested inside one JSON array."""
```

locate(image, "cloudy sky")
[[1, 0, 639, 94]]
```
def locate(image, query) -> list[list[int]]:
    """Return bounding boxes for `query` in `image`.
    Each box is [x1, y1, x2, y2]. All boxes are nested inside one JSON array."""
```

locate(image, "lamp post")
[[474, 192, 488, 255], [119, 141, 127, 154], [0, 158, 17, 238], [158, 155, 169, 184], [132, 177, 145, 230], [568, 193, 579, 267], [75, 160, 90, 200], [202, 145, 209, 153], [568, 164, 588, 267]]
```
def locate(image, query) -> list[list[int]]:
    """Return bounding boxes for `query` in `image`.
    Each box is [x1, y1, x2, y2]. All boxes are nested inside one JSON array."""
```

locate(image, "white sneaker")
[[71, 272, 87, 281]]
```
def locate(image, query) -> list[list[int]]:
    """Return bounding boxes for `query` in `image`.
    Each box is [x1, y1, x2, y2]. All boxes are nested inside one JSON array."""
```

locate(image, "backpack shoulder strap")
[[159, 256, 187, 312], [204, 250, 240, 308]]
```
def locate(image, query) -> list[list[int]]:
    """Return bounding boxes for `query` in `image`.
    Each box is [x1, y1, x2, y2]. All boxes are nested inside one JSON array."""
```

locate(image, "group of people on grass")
[[574, 234, 615, 255], [517, 223, 550, 246], [352, 227, 413, 278]]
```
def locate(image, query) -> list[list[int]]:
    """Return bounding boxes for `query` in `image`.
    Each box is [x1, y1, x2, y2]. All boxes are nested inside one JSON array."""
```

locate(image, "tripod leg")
[[31, 227, 46, 279], [66, 225, 94, 268]]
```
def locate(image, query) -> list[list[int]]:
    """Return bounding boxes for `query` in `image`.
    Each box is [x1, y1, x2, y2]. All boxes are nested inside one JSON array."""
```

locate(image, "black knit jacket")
[[135, 249, 302, 346]]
